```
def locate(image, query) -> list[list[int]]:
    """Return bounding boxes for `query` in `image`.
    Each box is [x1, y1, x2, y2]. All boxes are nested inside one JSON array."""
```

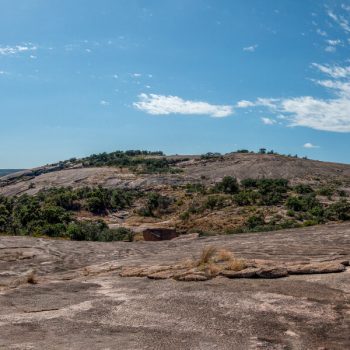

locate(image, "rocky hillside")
[[1, 150, 350, 240], [1, 152, 350, 197]]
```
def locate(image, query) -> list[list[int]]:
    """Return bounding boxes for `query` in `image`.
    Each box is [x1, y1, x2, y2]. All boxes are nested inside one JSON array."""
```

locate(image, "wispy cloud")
[[133, 93, 233, 117], [326, 39, 342, 46], [311, 63, 350, 78], [100, 100, 110, 106], [327, 10, 350, 32], [261, 117, 276, 125], [0, 45, 37, 56], [243, 44, 258, 52], [235, 4, 350, 133], [303, 143, 319, 149], [316, 28, 327, 37]]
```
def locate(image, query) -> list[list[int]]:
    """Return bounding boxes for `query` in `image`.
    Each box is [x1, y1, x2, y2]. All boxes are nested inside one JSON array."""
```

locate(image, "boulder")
[[142, 228, 178, 241]]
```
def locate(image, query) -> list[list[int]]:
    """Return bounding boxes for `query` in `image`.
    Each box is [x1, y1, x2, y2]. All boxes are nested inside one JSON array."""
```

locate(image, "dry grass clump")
[[215, 249, 235, 262], [120, 246, 248, 282], [197, 246, 217, 266], [226, 259, 247, 272], [183, 246, 247, 277]]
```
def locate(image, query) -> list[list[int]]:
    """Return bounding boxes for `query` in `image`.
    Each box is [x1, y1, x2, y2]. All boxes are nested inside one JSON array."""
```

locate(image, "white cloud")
[[100, 100, 110, 106], [326, 39, 342, 46], [236, 100, 255, 108], [261, 117, 276, 125], [0, 45, 37, 56], [303, 143, 319, 149], [133, 93, 233, 117], [236, 61, 350, 132], [243, 44, 258, 52], [312, 63, 350, 78], [132, 73, 142, 77]]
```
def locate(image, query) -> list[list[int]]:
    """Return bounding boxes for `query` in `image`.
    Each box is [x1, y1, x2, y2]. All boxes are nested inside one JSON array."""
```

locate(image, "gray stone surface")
[[0, 222, 349, 349]]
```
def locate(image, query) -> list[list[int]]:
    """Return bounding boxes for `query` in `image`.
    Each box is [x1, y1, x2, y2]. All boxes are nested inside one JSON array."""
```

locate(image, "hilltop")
[[1, 151, 350, 197]]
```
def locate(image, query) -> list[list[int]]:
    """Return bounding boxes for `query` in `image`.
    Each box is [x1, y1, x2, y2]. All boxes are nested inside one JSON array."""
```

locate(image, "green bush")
[[286, 194, 321, 212], [325, 200, 350, 221], [214, 176, 239, 194], [317, 186, 334, 197], [204, 195, 226, 210], [294, 184, 314, 194], [66, 220, 133, 241], [246, 214, 265, 229], [233, 190, 259, 206], [139, 192, 172, 217], [185, 183, 206, 194], [240, 178, 288, 205]]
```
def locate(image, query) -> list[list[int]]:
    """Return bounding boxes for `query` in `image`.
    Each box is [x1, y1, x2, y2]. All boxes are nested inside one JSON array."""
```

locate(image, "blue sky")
[[1, 0, 350, 168]]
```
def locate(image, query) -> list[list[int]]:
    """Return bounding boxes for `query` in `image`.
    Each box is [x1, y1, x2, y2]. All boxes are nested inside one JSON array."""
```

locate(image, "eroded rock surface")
[[0, 222, 349, 349]]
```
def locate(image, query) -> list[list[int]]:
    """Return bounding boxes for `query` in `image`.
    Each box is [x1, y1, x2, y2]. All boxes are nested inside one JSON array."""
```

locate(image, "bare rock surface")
[[0, 222, 349, 349], [2, 153, 350, 196]]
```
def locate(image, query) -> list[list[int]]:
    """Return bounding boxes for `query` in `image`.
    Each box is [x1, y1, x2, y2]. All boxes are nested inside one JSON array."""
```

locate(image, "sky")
[[1, 0, 350, 168]]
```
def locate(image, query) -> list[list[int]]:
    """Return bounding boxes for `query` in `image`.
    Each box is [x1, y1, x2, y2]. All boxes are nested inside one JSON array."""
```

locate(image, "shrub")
[[240, 178, 288, 205], [286, 194, 321, 212], [246, 214, 265, 229], [214, 176, 239, 194], [179, 211, 190, 221], [325, 200, 350, 221], [204, 195, 226, 210], [233, 190, 259, 206], [66, 220, 133, 241], [201, 152, 222, 160], [317, 186, 334, 197], [139, 192, 172, 217], [185, 183, 206, 194], [294, 184, 314, 194]]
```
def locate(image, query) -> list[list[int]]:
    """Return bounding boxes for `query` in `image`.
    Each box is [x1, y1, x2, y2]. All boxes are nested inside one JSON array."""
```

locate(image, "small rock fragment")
[[174, 273, 209, 282], [221, 268, 259, 278], [287, 262, 346, 275], [256, 267, 288, 279]]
